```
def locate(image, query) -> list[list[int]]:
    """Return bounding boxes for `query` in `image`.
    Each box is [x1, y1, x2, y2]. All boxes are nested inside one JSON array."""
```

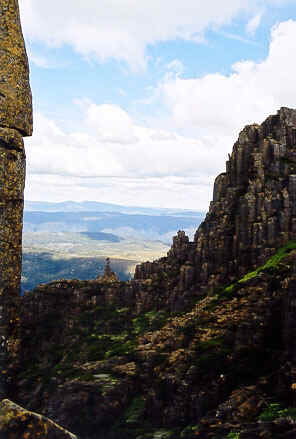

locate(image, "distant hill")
[[23, 201, 205, 243], [22, 201, 204, 291], [25, 200, 204, 217], [21, 252, 135, 292], [80, 231, 120, 242]]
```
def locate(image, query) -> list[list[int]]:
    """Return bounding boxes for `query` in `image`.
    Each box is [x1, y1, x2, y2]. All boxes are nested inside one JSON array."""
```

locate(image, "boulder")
[[0, 399, 78, 439]]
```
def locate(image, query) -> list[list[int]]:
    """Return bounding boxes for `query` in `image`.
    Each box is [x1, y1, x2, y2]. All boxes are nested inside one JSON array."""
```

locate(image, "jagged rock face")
[[135, 108, 296, 295], [195, 107, 296, 288], [0, 0, 32, 398]]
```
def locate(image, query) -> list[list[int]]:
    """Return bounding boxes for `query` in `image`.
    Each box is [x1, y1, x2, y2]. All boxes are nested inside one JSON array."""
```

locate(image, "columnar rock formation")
[[135, 107, 296, 296], [0, 0, 32, 398], [195, 107, 296, 288]]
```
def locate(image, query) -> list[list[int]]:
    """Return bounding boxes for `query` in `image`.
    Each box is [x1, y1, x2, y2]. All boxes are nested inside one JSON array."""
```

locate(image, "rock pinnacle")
[[0, 0, 32, 398]]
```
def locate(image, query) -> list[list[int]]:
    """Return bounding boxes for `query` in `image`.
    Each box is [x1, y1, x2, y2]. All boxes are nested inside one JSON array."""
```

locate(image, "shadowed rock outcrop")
[[0, 0, 32, 398], [13, 245, 296, 439]]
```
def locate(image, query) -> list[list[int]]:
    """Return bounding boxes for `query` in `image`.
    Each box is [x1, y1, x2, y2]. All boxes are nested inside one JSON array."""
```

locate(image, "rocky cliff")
[[0, 0, 32, 399], [135, 107, 296, 298], [6, 108, 296, 439], [11, 241, 296, 439]]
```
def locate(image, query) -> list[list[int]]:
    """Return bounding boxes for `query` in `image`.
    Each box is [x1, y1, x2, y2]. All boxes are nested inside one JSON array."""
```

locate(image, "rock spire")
[[0, 0, 32, 398]]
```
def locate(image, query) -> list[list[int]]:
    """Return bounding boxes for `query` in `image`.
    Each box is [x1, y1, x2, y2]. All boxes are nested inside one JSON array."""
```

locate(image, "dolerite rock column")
[[0, 0, 33, 398], [135, 108, 296, 303]]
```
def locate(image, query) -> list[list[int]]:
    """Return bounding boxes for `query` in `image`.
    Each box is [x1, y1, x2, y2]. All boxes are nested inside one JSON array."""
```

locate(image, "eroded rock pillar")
[[0, 0, 32, 398]]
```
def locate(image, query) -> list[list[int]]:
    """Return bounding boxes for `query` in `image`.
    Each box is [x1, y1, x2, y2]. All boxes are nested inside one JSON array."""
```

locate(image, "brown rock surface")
[[0, 0, 32, 399], [12, 249, 296, 439], [0, 0, 32, 136], [0, 399, 78, 439]]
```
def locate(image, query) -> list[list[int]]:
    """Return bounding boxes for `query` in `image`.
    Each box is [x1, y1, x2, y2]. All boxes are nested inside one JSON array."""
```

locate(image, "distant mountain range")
[[25, 200, 204, 217], [22, 200, 204, 291], [24, 201, 205, 243]]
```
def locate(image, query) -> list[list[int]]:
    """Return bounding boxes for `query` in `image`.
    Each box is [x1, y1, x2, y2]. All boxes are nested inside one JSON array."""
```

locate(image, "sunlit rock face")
[[0, 0, 32, 135], [0, 0, 32, 398], [0, 399, 78, 439]]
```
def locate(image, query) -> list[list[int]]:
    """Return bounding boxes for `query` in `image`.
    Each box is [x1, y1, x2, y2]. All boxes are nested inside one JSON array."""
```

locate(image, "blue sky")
[[18, 0, 296, 210]]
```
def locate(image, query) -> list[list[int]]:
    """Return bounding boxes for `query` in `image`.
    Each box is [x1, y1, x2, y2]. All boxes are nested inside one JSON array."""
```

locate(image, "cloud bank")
[[24, 19, 296, 209], [161, 20, 296, 138], [19, 0, 287, 70]]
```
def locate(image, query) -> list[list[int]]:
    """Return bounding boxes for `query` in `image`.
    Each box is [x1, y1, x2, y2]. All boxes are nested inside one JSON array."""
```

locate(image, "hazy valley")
[[22, 200, 204, 291]]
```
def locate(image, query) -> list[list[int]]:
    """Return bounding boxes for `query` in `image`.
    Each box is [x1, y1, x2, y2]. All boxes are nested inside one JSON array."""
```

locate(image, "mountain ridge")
[[25, 200, 204, 217]]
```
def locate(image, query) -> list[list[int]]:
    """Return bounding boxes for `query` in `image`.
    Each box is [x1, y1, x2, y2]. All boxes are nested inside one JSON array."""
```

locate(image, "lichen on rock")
[[0, 399, 78, 439], [0, 0, 32, 399], [0, 0, 32, 136]]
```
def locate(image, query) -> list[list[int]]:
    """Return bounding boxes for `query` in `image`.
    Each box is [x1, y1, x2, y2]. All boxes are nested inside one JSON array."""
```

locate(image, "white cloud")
[[24, 103, 220, 209], [25, 174, 213, 211], [166, 59, 185, 76], [24, 19, 296, 210], [216, 30, 260, 45], [85, 103, 138, 144], [160, 20, 296, 140], [246, 12, 263, 35], [19, 0, 276, 70], [28, 51, 51, 68], [26, 105, 224, 178]]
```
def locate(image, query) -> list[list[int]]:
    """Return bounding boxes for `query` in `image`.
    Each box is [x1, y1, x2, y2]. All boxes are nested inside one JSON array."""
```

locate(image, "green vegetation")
[[153, 430, 174, 439], [227, 433, 240, 439], [79, 308, 171, 362], [18, 239, 296, 439], [212, 241, 296, 304], [25, 304, 172, 385], [239, 241, 296, 282], [258, 403, 296, 422], [180, 425, 200, 439], [124, 396, 146, 424], [196, 337, 231, 369], [132, 310, 170, 335]]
